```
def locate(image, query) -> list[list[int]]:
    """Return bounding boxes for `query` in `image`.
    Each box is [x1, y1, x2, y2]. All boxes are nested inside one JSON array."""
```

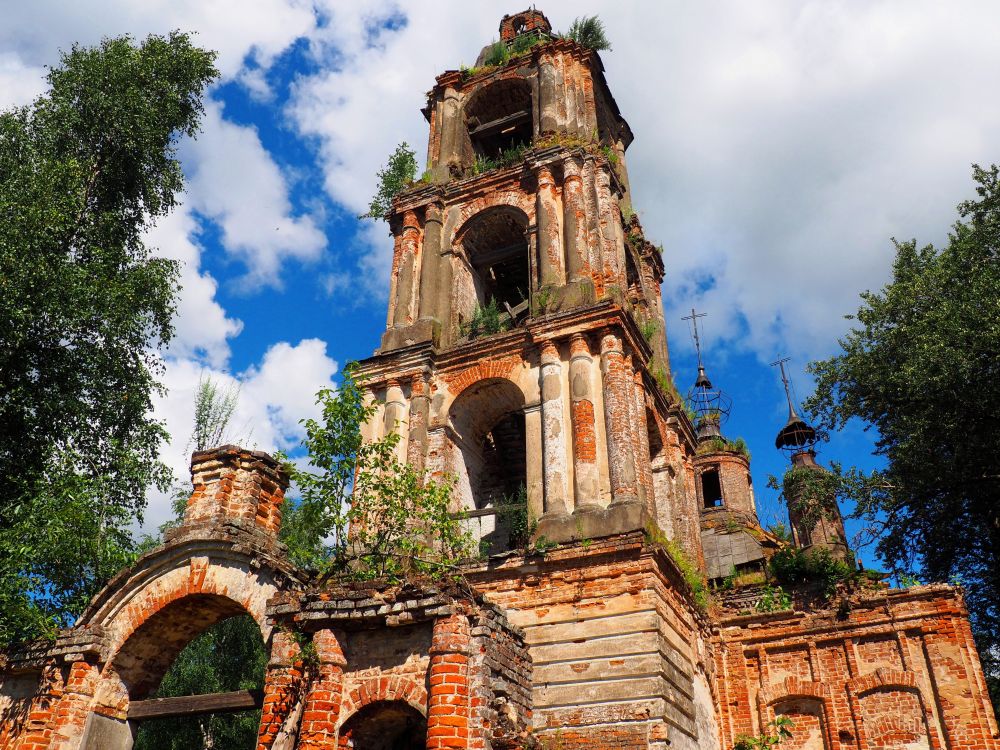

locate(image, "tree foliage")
[[282, 364, 474, 580], [359, 142, 418, 220], [565, 16, 612, 51], [133, 614, 266, 750], [805, 164, 1000, 703], [0, 32, 218, 647]]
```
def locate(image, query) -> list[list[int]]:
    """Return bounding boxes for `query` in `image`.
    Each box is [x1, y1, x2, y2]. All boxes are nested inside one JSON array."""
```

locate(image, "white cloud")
[[147, 339, 338, 531], [182, 102, 327, 288], [0, 53, 45, 109], [289, 0, 1000, 361], [145, 206, 243, 368], [0, 0, 316, 83]]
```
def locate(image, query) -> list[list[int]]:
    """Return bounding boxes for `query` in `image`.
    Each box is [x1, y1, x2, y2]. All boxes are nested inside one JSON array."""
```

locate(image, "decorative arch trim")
[[452, 197, 533, 244], [847, 667, 918, 696], [758, 676, 829, 707], [338, 675, 428, 728], [444, 356, 526, 398]]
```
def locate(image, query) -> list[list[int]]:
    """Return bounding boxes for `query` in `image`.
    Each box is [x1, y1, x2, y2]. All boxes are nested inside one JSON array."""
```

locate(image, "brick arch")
[[758, 676, 828, 707], [847, 667, 917, 696], [758, 679, 833, 750], [77, 539, 297, 716], [444, 355, 526, 399], [452, 193, 534, 244], [337, 675, 428, 727]]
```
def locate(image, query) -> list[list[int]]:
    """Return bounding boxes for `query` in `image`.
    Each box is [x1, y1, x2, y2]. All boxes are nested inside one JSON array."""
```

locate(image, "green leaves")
[[564, 16, 612, 52], [359, 142, 418, 220], [804, 164, 1000, 708], [0, 32, 217, 647], [282, 364, 474, 582]]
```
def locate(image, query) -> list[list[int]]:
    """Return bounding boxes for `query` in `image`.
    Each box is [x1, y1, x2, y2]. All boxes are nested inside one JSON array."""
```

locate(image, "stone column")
[[600, 331, 639, 505], [385, 217, 403, 328], [568, 333, 599, 507], [539, 340, 569, 517], [633, 368, 655, 515], [435, 246, 456, 345], [436, 89, 462, 176], [537, 54, 558, 134], [536, 164, 563, 289], [562, 155, 588, 283], [427, 612, 472, 750], [392, 209, 420, 328], [257, 631, 304, 750], [407, 372, 430, 475], [595, 165, 623, 292], [383, 380, 407, 463], [296, 629, 346, 750], [418, 202, 444, 321]]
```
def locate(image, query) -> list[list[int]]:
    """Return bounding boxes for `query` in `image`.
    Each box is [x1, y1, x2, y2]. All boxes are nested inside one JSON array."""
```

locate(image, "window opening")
[[462, 208, 530, 320], [701, 468, 723, 508], [465, 79, 533, 161], [476, 411, 527, 553], [130, 611, 266, 750]]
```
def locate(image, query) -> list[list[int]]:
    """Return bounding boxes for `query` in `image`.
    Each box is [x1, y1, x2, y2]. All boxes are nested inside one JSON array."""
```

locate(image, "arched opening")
[[772, 698, 827, 750], [103, 594, 266, 750], [701, 468, 723, 508], [459, 207, 530, 323], [339, 701, 426, 750], [465, 78, 532, 161], [449, 378, 529, 553]]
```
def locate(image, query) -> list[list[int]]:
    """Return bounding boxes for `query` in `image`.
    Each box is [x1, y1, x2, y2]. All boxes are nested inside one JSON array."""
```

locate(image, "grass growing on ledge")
[[696, 436, 751, 460], [646, 523, 710, 612]]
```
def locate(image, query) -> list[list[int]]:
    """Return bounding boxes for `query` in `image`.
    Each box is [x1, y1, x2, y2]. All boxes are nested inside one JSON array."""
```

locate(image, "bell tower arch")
[[358, 10, 698, 558]]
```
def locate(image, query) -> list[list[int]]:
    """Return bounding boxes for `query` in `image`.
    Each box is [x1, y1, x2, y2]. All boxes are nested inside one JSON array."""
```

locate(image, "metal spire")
[[682, 308, 711, 389], [770, 356, 799, 421], [770, 356, 817, 452]]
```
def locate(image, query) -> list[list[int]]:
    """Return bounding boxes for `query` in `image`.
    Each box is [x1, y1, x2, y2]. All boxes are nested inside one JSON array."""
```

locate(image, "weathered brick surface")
[[2, 9, 998, 750], [713, 584, 1000, 750]]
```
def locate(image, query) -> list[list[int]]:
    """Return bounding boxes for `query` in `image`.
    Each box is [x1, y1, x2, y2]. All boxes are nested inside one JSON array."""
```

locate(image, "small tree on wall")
[[282, 364, 474, 580]]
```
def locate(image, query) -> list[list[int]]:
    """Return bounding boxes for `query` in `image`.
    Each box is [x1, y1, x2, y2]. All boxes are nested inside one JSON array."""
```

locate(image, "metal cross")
[[681, 308, 707, 369], [770, 356, 799, 419]]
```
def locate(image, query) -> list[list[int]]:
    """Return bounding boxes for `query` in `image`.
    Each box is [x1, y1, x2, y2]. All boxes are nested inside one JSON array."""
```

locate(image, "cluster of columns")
[[537, 328, 656, 522], [384, 150, 631, 350]]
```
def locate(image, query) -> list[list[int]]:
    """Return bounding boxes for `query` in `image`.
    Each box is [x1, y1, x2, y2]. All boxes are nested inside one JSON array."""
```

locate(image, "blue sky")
[[3, 1, 999, 569]]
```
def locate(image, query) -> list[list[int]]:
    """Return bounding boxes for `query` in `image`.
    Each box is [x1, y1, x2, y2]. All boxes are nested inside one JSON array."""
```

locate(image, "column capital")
[[599, 329, 623, 355], [569, 332, 592, 358], [538, 338, 560, 363], [562, 153, 584, 179], [425, 201, 444, 224]]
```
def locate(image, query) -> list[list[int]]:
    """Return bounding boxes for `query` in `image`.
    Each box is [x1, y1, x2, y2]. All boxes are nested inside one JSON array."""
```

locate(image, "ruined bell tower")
[[358, 8, 700, 557]]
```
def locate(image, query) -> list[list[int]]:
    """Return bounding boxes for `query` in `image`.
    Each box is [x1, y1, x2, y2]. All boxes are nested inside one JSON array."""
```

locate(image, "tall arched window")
[[459, 207, 530, 316], [449, 378, 528, 553]]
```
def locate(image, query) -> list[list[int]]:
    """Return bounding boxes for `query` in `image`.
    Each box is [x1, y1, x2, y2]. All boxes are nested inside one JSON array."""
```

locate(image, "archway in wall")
[[449, 378, 528, 553], [90, 593, 268, 750], [460, 207, 530, 319], [131, 611, 266, 750], [465, 78, 532, 160], [339, 700, 426, 750]]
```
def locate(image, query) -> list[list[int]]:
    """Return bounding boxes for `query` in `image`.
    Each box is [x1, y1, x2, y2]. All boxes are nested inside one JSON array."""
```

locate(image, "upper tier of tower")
[[420, 10, 633, 190], [380, 9, 670, 373]]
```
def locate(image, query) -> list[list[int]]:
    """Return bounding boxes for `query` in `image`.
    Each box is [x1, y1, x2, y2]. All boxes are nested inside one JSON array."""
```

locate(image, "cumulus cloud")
[[147, 339, 339, 531], [289, 0, 1000, 361], [0, 0, 316, 82], [182, 102, 327, 288], [145, 206, 244, 368]]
